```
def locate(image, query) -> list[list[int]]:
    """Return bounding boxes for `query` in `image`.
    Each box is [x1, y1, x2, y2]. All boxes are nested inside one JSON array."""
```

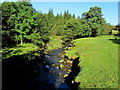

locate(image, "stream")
[[3, 41, 80, 90], [25, 48, 71, 90]]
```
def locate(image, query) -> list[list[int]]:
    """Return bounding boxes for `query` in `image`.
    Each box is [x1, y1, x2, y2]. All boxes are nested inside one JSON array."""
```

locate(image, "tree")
[[13, 2, 36, 44], [47, 9, 56, 36], [2, 2, 18, 47], [2, 2, 36, 44], [81, 6, 106, 36], [63, 10, 72, 25], [64, 18, 82, 40], [78, 19, 92, 37], [102, 23, 112, 35], [63, 10, 72, 20], [28, 12, 50, 47], [55, 13, 65, 36]]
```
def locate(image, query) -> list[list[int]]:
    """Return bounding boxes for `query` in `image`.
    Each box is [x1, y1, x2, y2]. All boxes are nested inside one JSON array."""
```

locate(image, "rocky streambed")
[[25, 43, 80, 90]]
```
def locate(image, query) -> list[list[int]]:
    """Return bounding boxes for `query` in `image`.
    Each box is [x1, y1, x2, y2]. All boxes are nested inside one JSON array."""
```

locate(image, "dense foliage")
[[2, 2, 49, 48], [2, 2, 113, 48]]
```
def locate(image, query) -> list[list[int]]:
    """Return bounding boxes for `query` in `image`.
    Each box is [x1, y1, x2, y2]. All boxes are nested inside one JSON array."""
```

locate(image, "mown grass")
[[46, 36, 62, 51], [65, 35, 118, 88]]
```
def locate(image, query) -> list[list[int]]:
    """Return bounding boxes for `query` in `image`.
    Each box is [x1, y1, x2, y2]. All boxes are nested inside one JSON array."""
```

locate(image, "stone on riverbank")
[[59, 64, 64, 70], [59, 59, 64, 63], [64, 74, 68, 78]]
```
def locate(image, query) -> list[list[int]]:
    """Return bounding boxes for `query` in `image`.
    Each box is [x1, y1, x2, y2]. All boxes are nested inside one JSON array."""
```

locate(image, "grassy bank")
[[2, 43, 40, 60], [65, 35, 119, 88], [3, 36, 63, 60]]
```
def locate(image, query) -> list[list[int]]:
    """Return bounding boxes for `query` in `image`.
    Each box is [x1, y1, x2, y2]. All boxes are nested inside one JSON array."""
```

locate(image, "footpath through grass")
[[65, 35, 118, 88]]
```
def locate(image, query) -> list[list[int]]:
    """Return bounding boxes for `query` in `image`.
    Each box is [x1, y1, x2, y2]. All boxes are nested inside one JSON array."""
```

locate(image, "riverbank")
[[65, 35, 119, 88], [24, 37, 80, 89], [25, 48, 71, 89], [2, 35, 80, 90], [3, 35, 118, 89]]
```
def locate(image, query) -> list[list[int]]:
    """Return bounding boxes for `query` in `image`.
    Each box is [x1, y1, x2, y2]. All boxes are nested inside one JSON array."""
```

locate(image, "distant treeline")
[[1, 2, 113, 48]]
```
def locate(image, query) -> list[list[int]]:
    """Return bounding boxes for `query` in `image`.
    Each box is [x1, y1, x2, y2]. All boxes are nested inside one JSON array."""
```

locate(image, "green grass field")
[[65, 35, 119, 88]]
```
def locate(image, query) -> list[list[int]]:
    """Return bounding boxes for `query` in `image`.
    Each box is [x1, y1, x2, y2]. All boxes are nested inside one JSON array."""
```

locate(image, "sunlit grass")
[[2, 43, 39, 60], [112, 30, 119, 35], [66, 35, 118, 88], [3, 36, 62, 60]]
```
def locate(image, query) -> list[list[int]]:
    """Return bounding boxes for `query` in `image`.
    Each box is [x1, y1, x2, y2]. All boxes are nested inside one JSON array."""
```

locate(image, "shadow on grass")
[[2, 50, 42, 90], [109, 34, 120, 44], [64, 57, 82, 90], [109, 39, 120, 44], [14, 45, 26, 48], [114, 34, 120, 37]]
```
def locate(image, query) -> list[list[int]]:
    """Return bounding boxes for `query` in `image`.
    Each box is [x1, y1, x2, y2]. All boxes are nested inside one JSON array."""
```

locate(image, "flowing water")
[[26, 48, 71, 90]]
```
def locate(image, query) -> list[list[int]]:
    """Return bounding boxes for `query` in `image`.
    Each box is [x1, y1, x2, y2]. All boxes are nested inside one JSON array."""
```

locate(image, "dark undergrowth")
[[64, 56, 81, 90], [2, 50, 42, 90]]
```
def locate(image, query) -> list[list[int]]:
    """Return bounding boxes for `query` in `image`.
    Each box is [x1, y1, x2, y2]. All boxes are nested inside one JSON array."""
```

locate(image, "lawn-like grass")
[[65, 35, 119, 88]]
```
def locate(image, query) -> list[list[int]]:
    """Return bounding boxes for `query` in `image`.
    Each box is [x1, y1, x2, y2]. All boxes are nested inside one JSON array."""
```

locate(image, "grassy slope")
[[3, 36, 62, 59], [2, 43, 39, 60], [66, 35, 118, 88]]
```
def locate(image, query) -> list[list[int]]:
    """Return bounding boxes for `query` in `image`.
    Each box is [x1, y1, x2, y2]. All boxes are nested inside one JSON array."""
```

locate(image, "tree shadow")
[[109, 39, 120, 44], [2, 50, 42, 90], [114, 34, 120, 37], [64, 57, 82, 90], [26, 56, 57, 90], [2, 48, 60, 90], [109, 34, 120, 44]]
